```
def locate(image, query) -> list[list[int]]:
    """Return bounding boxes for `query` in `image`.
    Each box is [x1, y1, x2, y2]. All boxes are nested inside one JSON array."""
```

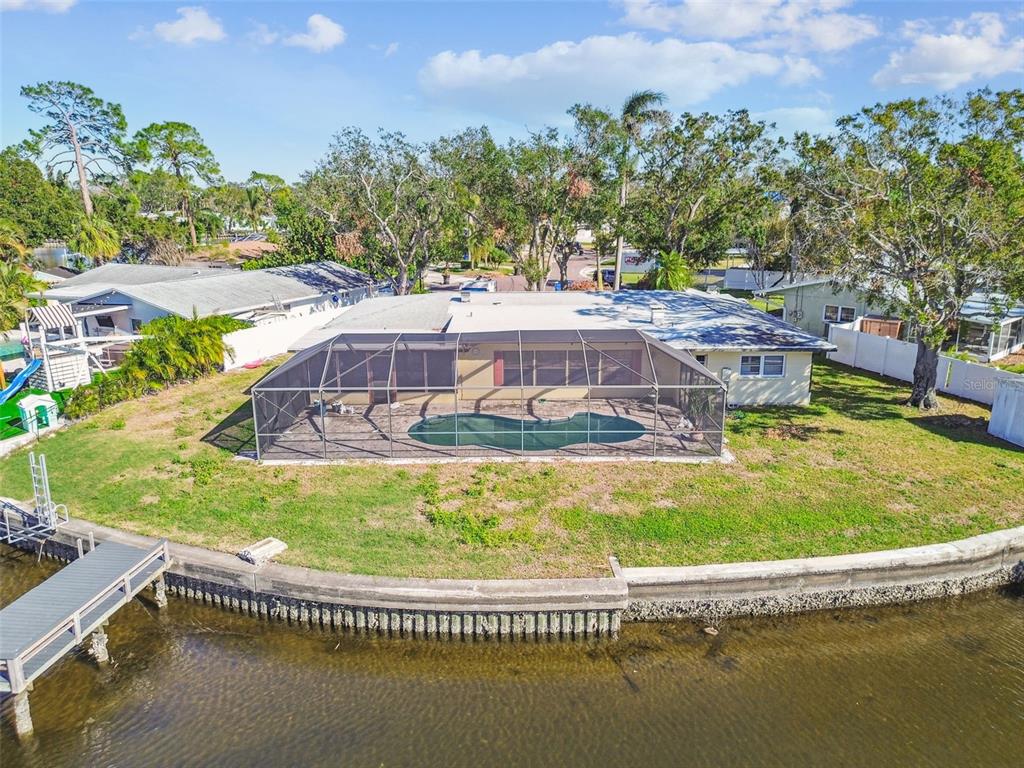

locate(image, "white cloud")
[[872, 13, 1023, 90], [780, 55, 823, 85], [248, 22, 279, 46], [420, 33, 790, 118], [385, 42, 400, 57], [753, 106, 836, 137], [152, 6, 225, 45], [0, 0, 76, 11], [618, 0, 879, 52], [284, 14, 346, 53]]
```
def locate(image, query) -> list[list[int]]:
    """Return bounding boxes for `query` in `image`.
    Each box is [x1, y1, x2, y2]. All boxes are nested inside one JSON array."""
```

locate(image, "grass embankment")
[[0, 362, 1020, 578]]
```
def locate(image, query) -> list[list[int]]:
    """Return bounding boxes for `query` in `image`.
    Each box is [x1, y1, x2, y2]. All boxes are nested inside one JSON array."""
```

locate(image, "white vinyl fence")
[[828, 320, 1023, 407], [222, 306, 351, 370], [989, 379, 1024, 447], [723, 269, 817, 291]]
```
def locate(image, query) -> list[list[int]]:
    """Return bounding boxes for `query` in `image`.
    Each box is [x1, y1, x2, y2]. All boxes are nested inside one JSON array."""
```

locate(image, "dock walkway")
[[0, 539, 170, 695]]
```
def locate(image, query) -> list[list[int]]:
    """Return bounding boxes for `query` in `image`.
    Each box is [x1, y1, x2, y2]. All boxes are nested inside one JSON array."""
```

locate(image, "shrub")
[[61, 314, 249, 420]]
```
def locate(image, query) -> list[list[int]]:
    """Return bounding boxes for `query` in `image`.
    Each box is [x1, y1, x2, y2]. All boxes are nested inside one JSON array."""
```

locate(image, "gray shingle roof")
[[49, 261, 373, 318], [55, 263, 212, 289]]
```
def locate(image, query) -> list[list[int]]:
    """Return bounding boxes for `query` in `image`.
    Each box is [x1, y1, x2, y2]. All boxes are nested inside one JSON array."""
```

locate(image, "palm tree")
[[613, 90, 668, 290], [0, 260, 46, 331], [0, 220, 31, 263], [645, 251, 694, 291], [70, 217, 120, 264], [244, 187, 263, 232]]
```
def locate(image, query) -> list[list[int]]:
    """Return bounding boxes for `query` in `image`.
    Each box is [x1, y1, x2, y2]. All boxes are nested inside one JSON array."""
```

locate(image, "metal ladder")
[[1, 452, 68, 545]]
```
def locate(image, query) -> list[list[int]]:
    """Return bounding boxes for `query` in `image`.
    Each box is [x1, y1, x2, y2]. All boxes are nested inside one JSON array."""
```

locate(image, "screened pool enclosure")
[[251, 329, 727, 461]]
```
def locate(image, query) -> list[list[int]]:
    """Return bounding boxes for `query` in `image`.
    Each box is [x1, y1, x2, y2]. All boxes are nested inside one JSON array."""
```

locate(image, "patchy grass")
[[0, 361, 1020, 579]]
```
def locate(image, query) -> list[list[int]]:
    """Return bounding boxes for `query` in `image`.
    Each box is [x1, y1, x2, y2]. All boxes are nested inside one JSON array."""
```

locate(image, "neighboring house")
[[32, 266, 77, 285], [758, 278, 1024, 362], [756, 278, 888, 338], [293, 289, 834, 408], [43, 262, 378, 335]]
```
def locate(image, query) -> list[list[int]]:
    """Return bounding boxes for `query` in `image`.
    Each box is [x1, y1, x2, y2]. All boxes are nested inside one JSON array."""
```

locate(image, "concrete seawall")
[[623, 527, 1024, 622], [6, 513, 1023, 640], [25, 518, 626, 640]]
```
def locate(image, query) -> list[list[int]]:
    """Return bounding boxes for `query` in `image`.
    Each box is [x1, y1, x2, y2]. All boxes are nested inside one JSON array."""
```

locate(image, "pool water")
[[408, 411, 646, 450]]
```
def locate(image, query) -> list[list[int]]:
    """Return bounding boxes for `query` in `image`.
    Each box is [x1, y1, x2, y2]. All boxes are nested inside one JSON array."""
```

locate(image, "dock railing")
[[0, 539, 170, 695]]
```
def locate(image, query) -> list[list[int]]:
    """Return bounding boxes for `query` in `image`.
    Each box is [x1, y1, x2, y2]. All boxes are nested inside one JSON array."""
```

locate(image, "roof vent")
[[649, 301, 667, 326]]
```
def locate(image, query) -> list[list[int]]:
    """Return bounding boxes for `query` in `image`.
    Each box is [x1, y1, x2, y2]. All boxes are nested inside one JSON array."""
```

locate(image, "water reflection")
[[2, 547, 1022, 767]]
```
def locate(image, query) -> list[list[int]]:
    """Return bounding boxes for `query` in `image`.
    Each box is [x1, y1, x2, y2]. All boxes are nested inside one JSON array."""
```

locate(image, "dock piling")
[[9, 691, 33, 739], [88, 630, 109, 664]]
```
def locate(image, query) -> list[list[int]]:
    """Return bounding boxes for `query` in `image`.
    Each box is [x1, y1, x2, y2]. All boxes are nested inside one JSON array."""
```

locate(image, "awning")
[[29, 304, 77, 330]]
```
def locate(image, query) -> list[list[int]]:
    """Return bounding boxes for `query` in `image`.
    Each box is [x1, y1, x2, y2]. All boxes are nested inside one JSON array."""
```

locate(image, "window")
[[496, 348, 639, 387], [694, 354, 708, 367], [763, 355, 785, 377], [824, 304, 856, 323], [131, 319, 143, 332], [535, 350, 567, 386], [740, 354, 785, 378], [95, 315, 115, 329]]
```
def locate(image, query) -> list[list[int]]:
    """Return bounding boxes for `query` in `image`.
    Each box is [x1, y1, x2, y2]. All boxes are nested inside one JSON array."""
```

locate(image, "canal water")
[[2, 548, 1022, 767]]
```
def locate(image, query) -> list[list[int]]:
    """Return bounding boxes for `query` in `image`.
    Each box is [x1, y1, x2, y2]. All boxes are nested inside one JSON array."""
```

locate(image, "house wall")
[[699, 351, 814, 406], [81, 292, 165, 335], [311, 343, 807, 408], [777, 285, 884, 338]]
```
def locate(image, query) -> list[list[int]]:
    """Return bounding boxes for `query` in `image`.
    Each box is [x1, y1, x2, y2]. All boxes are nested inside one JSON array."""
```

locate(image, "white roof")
[[302, 290, 834, 353]]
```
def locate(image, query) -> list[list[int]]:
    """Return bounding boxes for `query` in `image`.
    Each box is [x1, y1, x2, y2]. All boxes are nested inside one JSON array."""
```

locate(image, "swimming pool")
[[408, 412, 646, 451]]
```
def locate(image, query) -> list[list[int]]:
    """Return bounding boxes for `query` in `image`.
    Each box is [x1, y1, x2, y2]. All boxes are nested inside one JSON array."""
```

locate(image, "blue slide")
[[0, 359, 42, 405]]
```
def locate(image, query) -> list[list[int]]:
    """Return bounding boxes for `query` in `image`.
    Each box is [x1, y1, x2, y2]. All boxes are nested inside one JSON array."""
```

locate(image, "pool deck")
[[259, 398, 722, 461]]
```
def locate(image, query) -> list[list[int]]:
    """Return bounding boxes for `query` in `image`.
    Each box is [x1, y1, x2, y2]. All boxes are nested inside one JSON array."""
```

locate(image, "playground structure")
[[17, 303, 144, 394]]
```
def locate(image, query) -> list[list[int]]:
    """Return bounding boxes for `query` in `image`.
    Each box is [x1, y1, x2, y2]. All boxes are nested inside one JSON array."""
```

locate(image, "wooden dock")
[[1, 538, 170, 734]]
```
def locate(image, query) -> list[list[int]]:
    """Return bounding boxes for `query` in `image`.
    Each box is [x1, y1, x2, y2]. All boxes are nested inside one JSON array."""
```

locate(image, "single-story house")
[[43, 261, 378, 335], [757, 278, 1024, 362], [252, 290, 832, 462], [293, 289, 834, 408]]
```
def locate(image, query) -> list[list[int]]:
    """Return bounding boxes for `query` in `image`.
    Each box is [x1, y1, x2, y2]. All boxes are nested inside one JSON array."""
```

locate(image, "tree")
[[507, 129, 584, 291], [0, 259, 45, 332], [133, 122, 221, 247], [303, 128, 450, 294], [568, 93, 667, 290], [0, 147, 82, 245], [244, 187, 263, 231], [643, 250, 695, 291], [612, 91, 668, 290], [19, 81, 129, 218], [431, 127, 520, 274], [0, 220, 30, 263], [797, 90, 1024, 408], [246, 171, 287, 212], [629, 110, 782, 269], [69, 217, 120, 264]]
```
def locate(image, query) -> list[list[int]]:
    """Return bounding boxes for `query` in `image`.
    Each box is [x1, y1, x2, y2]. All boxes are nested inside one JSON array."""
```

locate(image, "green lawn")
[[0, 361, 1020, 578]]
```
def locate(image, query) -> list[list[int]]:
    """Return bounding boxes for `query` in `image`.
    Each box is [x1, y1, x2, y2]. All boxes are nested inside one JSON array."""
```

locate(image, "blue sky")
[[2, 1, 1022, 182]]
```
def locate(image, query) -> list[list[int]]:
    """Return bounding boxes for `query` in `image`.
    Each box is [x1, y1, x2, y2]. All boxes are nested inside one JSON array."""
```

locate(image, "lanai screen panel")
[[252, 340, 332, 459], [251, 329, 727, 460]]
